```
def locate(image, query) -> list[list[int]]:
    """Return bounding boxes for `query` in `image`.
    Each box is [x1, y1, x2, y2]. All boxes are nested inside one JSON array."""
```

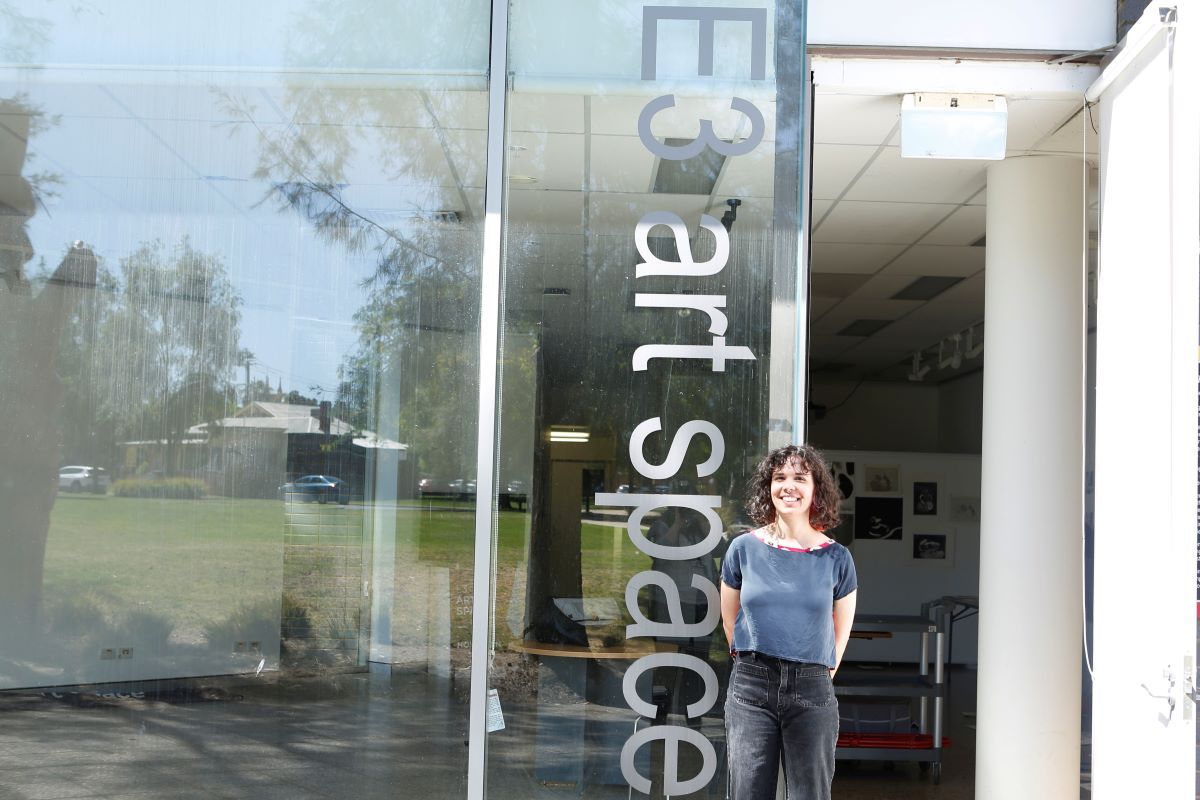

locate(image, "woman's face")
[[770, 460, 814, 523]]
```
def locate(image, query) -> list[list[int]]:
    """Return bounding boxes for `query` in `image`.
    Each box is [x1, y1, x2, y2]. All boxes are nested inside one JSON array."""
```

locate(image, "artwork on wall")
[[830, 460, 856, 512], [828, 514, 854, 547], [912, 534, 948, 560], [863, 464, 900, 493], [913, 481, 938, 515], [950, 496, 981, 523], [854, 497, 903, 541]]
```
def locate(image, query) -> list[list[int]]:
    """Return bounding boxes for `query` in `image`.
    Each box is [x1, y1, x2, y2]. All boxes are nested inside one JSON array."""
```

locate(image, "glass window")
[[1, 2, 487, 797], [488, 1, 805, 796]]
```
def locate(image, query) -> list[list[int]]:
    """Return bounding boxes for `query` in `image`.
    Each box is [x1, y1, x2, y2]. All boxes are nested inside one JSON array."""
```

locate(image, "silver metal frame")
[[466, 0, 511, 797], [463, 3, 813, 797]]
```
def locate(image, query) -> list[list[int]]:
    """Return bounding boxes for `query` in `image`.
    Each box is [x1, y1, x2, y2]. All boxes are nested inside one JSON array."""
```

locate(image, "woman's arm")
[[830, 589, 858, 678], [720, 581, 741, 648]]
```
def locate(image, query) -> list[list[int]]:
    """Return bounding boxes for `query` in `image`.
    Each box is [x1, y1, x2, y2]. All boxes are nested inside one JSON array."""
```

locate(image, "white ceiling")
[[499, 83, 1096, 383]]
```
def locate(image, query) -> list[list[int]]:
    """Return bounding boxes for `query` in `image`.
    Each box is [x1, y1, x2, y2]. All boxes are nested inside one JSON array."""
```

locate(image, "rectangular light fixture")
[[548, 426, 590, 443], [900, 93, 1008, 160]]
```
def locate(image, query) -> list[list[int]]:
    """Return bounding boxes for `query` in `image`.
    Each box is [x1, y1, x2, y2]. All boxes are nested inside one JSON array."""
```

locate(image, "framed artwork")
[[854, 497, 903, 541], [950, 496, 981, 523], [913, 481, 938, 515], [912, 534, 948, 560], [830, 460, 856, 512], [863, 464, 900, 494]]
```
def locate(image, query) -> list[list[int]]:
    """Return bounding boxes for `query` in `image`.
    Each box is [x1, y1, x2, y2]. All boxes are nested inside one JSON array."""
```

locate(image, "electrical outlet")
[[118, 647, 133, 659], [234, 641, 246, 653], [249, 641, 262, 654], [100, 648, 116, 660]]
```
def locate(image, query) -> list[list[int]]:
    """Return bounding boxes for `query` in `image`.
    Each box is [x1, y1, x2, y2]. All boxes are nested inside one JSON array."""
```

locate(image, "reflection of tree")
[[42, 238, 246, 474], [0, 94, 95, 639], [225, 70, 487, 483]]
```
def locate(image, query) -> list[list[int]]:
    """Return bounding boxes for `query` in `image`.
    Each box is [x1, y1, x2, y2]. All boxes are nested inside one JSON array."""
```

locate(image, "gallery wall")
[[809, 372, 984, 455], [825, 448, 981, 665]]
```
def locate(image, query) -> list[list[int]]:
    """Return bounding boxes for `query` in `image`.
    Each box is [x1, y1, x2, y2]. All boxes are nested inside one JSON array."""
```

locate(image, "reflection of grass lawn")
[[44, 496, 292, 640], [44, 497, 652, 650]]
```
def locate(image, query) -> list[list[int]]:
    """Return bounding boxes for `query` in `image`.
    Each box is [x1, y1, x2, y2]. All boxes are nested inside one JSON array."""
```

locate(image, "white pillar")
[[976, 155, 1084, 800]]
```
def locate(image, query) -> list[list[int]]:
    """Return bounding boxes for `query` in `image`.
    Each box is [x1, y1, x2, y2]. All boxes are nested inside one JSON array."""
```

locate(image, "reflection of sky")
[[21, 0, 490, 73], [12, 78, 477, 396]]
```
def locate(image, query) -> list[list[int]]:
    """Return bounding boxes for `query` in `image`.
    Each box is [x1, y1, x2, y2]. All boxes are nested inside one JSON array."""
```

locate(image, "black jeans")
[[725, 652, 839, 800]]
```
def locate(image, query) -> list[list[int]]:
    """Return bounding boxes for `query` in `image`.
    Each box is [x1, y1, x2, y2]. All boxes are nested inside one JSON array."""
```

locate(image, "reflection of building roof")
[[185, 401, 406, 452]]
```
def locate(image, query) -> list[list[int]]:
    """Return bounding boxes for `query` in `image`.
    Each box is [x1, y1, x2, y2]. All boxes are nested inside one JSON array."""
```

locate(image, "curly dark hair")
[[745, 444, 842, 531]]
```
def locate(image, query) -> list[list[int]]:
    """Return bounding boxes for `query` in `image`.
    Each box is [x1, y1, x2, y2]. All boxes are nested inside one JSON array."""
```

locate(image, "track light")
[[908, 352, 932, 382], [965, 326, 984, 359], [937, 334, 964, 370]]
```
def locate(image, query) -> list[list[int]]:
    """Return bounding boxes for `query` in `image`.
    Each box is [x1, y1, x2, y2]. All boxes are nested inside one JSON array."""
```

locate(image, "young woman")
[[720, 444, 858, 800]]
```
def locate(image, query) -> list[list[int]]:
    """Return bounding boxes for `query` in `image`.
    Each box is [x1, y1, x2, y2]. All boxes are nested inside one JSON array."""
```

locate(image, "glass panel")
[[0, 3, 486, 798], [489, 2, 804, 797]]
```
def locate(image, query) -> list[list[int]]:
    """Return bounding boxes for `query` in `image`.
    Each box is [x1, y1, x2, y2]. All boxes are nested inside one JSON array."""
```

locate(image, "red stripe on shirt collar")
[[752, 528, 835, 553]]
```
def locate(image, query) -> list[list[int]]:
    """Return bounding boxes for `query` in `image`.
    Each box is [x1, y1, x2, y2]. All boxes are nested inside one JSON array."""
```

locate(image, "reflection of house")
[[195, 402, 411, 498], [122, 402, 412, 499]]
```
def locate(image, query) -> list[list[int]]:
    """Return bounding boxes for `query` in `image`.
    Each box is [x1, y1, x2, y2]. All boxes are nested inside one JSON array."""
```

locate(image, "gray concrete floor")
[[0, 664, 1008, 800]]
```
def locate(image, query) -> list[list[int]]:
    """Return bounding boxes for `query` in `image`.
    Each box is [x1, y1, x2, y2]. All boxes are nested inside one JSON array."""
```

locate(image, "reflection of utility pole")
[[243, 359, 252, 406]]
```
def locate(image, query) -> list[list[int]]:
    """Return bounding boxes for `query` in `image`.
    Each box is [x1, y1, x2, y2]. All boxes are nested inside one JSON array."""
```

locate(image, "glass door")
[[483, 2, 810, 796]]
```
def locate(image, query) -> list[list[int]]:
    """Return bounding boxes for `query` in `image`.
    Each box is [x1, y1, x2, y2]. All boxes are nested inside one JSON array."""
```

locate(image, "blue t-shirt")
[[720, 529, 857, 668]]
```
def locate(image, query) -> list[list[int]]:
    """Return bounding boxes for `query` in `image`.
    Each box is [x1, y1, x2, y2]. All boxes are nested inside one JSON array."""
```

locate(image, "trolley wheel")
[[932, 763, 942, 785]]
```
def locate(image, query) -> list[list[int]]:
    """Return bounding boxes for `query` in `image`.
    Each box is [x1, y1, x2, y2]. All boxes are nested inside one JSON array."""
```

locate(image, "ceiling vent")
[[837, 319, 893, 337], [891, 276, 964, 301]]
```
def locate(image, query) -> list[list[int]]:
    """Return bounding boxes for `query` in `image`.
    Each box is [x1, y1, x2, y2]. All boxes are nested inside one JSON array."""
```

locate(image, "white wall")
[[826, 449, 981, 665], [809, 375, 983, 455], [810, 0, 1115, 52], [810, 381, 940, 452]]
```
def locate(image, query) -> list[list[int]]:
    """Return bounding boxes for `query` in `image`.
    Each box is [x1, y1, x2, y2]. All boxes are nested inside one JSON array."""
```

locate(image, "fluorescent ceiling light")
[[549, 427, 590, 443], [900, 93, 1008, 160]]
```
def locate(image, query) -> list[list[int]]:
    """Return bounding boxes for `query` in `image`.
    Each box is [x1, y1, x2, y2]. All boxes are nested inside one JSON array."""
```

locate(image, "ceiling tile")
[[440, 128, 487, 189], [882, 244, 985, 276], [844, 146, 987, 204], [507, 131, 584, 191], [810, 242, 905, 274], [920, 205, 986, 246], [589, 135, 654, 193], [812, 143, 878, 200], [509, 93, 585, 133], [716, 147, 776, 200], [1005, 97, 1087, 152], [813, 92, 900, 146], [811, 273, 871, 299], [507, 189, 584, 233], [814, 200, 957, 245]]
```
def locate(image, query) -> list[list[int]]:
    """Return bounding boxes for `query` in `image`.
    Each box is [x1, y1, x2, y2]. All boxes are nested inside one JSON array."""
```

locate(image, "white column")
[[976, 155, 1085, 800]]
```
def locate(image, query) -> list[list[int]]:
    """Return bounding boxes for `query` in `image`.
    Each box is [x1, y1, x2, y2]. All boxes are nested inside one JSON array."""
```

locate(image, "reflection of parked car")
[[448, 478, 477, 499], [279, 475, 349, 504], [58, 465, 109, 494]]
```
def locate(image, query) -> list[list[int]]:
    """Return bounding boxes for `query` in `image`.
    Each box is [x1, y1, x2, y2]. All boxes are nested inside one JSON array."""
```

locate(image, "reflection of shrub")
[[203, 600, 280, 653], [280, 592, 313, 641], [118, 610, 174, 651], [45, 594, 109, 638], [112, 478, 206, 499], [324, 607, 361, 649]]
